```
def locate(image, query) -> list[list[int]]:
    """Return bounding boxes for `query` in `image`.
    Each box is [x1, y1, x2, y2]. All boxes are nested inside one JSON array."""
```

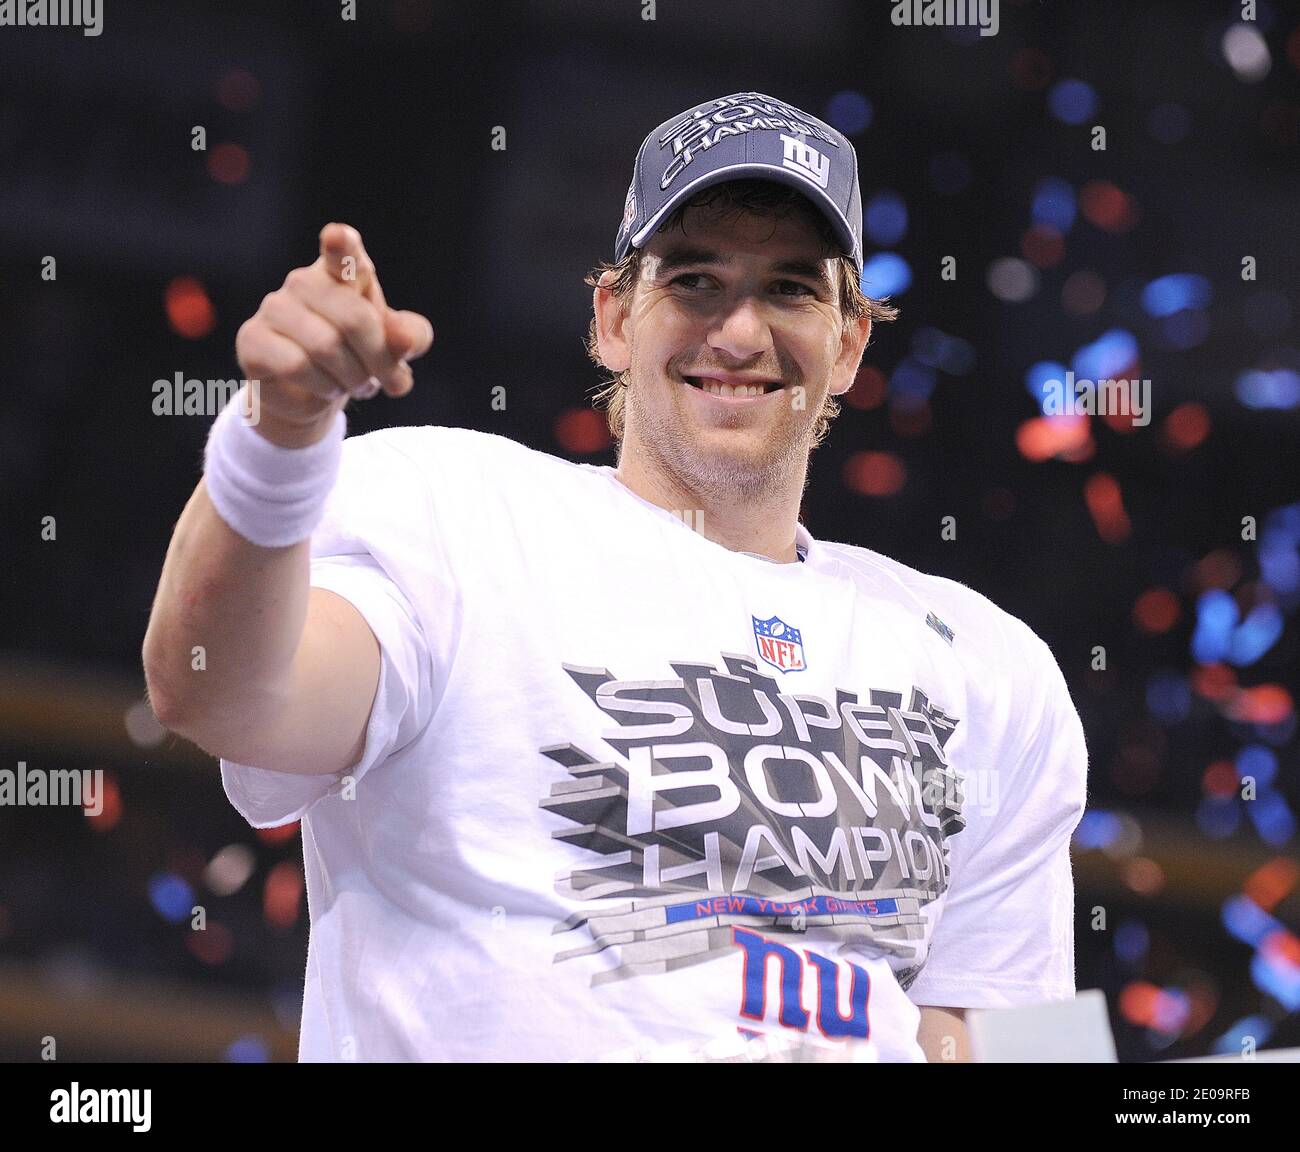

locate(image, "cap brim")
[[625, 162, 861, 270]]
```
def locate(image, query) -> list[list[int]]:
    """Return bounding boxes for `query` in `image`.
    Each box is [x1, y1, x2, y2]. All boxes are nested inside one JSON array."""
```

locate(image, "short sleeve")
[[906, 626, 1089, 1009], [220, 432, 444, 828]]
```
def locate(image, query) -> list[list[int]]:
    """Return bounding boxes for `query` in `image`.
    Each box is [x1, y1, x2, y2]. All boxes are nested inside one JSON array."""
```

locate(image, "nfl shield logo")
[[752, 615, 806, 673]]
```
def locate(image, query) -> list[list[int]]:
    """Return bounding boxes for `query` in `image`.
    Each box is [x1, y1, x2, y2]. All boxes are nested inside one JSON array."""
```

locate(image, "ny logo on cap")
[[780, 133, 830, 189]]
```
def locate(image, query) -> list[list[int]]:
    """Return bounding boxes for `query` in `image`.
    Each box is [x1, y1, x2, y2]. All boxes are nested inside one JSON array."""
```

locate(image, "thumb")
[[385, 308, 435, 362]]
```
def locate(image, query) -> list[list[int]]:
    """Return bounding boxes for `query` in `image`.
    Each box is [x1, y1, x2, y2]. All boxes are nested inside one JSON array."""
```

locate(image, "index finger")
[[319, 222, 387, 310]]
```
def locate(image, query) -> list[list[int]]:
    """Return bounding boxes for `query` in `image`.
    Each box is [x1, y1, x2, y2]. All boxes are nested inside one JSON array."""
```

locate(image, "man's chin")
[[679, 427, 803, 489]]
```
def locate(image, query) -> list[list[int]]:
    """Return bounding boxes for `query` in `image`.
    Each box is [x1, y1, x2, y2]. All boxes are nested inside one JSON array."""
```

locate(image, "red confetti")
[[1201, 760, 1238, 798], [1161, 401, 1211, 453], [263, 861, 304, 931], [1244, 858, 1299, 912], [256, 822, 300, 845], [843, 364, 887, 410], [216, 69, 259, 113], [85, 769, 122, 832], [1020, 225, 1065, 269], [554, 408, 611, 455], [1084, 471, 1132, 544], [1015, 414, 1092, 462], [1080, 181, 1139, 233], [842, 451, 906, 497], [1133, 587, 1180, 634], [208, 142, 251, 184], [165, 276, 216, 340], [1191, 663, 1237, 702]]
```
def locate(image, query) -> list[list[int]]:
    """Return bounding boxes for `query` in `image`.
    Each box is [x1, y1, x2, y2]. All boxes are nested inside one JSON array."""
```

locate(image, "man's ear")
[[829, 312, 872, 398], [593, 271, 632, 374]]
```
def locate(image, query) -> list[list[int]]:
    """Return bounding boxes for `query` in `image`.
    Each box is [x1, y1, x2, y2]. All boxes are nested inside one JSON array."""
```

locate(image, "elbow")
[[142, 664, 189, 736], [141, 632, 194, 737]]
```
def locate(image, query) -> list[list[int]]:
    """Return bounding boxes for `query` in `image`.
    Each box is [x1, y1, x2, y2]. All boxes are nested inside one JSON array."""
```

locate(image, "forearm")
[[142, 473, 313, 743]]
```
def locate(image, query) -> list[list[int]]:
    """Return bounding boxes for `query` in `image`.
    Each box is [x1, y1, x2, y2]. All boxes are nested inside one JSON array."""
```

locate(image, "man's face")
[[607, 204, 868, 498]]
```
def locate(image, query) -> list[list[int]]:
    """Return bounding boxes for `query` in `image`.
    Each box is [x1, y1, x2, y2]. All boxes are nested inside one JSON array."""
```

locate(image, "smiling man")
[[589, 180, 885, 562], [144, 91, 1088, 1063]]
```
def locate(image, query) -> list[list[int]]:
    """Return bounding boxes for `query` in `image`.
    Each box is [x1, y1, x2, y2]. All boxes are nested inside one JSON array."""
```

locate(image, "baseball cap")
[[615, 91, 864, 276]]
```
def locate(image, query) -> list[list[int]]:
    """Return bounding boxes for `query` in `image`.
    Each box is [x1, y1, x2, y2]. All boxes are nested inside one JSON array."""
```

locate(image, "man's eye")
[[670, 275, 814, 296]]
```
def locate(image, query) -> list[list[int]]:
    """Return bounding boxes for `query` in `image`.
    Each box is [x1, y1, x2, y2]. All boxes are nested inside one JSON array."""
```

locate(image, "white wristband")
[[203, 386, 346, 548]]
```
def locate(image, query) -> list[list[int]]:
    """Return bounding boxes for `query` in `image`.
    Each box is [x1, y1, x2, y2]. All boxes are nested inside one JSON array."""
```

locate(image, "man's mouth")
[[683, 375, 785, 398]]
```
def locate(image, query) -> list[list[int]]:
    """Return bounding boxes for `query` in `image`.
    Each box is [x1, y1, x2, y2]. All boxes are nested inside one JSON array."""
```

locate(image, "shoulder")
[[818, 537, 1056, 671], [817, 537, 1083, 751]]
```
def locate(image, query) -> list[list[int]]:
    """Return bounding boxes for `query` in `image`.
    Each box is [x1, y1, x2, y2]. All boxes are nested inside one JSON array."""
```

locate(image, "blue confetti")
[[1074, 809, 1121, 850], [1191, 589, 1237, 664], [1072, 329, 1139, 381], [1235, 368, 1300, 410], [1196, 795, 1240, 839], [1220, 894, 1280, 947], [826, 90, 873, 135], [1245, 790, 1296, 847], [1211, 1015, 1272, 1056], [1146, 671, 1191, 724], [1049, 79, 1099, 125], [1227, 603, 1283, 666], [1031, 177, 1076, 232], [1250, 951, 1300, 1013], [865, 191, 908, 247], [860, 252, 911, 299], [148, 873, 194, 925], [1141, 274, 1212, 318], [225, 1035, 271, 1063]]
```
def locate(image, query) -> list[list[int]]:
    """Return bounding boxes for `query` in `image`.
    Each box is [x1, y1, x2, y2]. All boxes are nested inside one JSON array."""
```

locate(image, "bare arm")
[[142, 223, 433, 776]]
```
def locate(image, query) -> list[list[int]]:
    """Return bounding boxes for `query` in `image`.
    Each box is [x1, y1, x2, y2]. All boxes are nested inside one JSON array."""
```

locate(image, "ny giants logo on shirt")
[[752, 615, 806, 673]]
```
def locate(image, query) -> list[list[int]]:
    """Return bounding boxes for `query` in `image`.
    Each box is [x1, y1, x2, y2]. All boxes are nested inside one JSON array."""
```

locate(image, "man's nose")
[[706, 295, 773, 362]]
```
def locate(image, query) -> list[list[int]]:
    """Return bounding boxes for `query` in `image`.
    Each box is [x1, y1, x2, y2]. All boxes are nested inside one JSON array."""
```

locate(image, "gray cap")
[[615, 91, 864, 276]]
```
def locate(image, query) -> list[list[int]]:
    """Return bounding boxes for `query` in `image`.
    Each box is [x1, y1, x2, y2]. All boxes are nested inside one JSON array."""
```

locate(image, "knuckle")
[[339, 303, 383, 348], [297, 322, 342, 362], [281, 347, 313, 381], [235, 319, 266, 366]]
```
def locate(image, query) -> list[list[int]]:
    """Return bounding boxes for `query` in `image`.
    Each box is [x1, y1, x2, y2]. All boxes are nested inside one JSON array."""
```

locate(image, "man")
[[143, 91, 1088, 1062]]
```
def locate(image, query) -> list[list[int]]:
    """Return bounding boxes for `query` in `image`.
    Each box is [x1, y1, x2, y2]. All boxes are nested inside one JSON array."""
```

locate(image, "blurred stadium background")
[[1, 0, 1298, 1061]]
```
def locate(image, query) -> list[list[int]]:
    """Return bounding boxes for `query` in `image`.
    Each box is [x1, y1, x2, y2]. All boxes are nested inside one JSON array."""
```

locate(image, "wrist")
[[255, 405, 345, 449], [254, 384, 347, 448], [203, 390, 346, 547]]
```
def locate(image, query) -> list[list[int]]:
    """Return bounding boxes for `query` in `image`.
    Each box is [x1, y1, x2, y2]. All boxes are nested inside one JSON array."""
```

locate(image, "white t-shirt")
[[221, 425, 1089, 1063]]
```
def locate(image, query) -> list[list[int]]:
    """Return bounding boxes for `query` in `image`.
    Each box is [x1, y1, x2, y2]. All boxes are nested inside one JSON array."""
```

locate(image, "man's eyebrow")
[[652, 246, 834, 292]]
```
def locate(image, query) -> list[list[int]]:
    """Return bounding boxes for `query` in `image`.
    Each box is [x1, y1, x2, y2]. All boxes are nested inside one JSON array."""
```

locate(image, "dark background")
[[1, 0, 1298, 1061]]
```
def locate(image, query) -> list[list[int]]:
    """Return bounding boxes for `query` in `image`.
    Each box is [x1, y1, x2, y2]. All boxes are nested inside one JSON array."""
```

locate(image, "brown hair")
[[583, 178, 898, 448]]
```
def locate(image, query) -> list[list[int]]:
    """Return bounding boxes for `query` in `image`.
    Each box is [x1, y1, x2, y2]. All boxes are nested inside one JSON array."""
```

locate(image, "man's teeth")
[[688, 377, 777, 398]]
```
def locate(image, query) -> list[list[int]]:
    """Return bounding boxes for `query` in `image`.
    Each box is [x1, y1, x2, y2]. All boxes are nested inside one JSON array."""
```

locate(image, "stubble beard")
[[626, 363, 816, 503]]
